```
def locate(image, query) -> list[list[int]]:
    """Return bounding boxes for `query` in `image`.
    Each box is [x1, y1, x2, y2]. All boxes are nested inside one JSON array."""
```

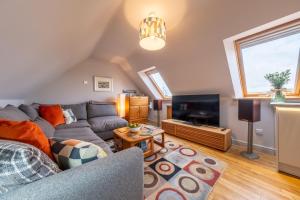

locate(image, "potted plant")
[[264, 69, 291, 102], [128, 123, 141, 133]]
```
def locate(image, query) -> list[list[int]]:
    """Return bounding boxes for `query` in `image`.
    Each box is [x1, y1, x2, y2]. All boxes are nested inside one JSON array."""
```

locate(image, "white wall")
[[221, 98, 275, 151], [0, 1, 122, 99], [26, 58, 140, 104]]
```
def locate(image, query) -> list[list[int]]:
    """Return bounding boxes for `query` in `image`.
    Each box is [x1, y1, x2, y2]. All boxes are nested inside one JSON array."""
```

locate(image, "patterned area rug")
[[144, 140, 227, 200]]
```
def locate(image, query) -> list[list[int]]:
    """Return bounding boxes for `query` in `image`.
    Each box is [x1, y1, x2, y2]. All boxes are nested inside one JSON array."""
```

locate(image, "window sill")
[[233, 96, 300, 101], [270, 102, 300, 107], [233, 96, 272, 101]]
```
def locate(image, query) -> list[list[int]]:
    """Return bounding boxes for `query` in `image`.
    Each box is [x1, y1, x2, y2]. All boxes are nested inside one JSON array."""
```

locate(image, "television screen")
[[172, 94, 220, 126]]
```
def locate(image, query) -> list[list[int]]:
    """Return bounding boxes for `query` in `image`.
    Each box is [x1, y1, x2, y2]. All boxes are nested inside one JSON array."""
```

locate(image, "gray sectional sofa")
[[0, 102, 144, 200]]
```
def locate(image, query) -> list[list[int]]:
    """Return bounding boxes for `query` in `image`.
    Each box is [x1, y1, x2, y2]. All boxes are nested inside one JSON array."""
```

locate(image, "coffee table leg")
[[114, 134, 121, 151], [149, 138, 154, 153], [154, 132, 165, 148], [123, 141, 133, 149]]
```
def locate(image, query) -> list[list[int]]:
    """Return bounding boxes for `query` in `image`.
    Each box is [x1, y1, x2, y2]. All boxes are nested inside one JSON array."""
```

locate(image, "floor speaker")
[[153, 100, 163, 127], [238, 99, 261, 159]]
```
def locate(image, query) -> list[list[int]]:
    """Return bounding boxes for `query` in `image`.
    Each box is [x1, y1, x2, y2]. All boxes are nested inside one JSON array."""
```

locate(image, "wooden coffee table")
[[113, 125, 165, 158]]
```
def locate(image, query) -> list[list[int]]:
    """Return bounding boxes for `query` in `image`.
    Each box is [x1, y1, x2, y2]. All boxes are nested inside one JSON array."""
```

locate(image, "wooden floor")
[[166, 134, 300, 200]]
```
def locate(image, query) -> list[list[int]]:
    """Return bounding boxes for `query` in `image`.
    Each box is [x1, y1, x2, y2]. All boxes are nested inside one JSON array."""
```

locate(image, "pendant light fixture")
[[139, 13, 166, 51]]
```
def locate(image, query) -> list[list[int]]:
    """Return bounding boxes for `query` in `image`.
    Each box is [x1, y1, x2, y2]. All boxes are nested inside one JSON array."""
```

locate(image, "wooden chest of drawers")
[[125, 96, 149, 124]]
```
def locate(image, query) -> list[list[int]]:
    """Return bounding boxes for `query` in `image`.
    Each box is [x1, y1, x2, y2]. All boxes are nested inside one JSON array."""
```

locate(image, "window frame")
[[234, 18, 300, 98], [145, 69, 172, 100]]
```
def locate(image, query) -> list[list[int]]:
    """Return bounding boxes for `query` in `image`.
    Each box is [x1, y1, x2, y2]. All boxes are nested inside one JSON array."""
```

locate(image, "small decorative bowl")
[[129, 126, 141, 133]]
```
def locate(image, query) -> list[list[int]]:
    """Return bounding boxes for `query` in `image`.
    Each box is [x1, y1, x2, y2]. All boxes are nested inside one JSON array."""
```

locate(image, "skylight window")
[[138, 67, 172, 99], [239, 31, 300, 94], [224, 17, 300, 98], [146, 70, 172, 98]]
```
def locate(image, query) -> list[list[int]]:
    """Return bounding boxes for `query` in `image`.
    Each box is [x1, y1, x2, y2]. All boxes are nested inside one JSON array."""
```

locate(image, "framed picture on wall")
[[94, 76, 113, 92]]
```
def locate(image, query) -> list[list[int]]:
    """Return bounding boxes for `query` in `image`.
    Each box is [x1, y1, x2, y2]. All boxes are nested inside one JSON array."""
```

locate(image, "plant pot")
[[129, 126, 141, 133], [271, 89, 285, 103]]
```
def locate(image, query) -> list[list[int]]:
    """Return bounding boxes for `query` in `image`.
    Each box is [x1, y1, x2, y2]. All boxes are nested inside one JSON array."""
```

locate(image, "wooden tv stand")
[[161, 119, 232, 151]]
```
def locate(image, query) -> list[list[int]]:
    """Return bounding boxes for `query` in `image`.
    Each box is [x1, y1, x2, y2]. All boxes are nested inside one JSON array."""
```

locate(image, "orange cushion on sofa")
[[0, 120, 54, 160], [39, 105, 65, 127]]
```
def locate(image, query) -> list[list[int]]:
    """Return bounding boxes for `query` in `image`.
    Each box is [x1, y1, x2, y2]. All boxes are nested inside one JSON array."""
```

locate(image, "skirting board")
[[278, 162, 300, 178], [232, 139, 276, 155]]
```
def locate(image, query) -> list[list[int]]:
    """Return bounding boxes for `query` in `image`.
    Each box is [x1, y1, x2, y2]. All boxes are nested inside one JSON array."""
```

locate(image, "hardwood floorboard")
[[165, 134, 300, 200]]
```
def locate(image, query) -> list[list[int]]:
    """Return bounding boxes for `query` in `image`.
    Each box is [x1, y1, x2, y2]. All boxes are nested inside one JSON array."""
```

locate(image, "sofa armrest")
[[4, 147, 144, 200]]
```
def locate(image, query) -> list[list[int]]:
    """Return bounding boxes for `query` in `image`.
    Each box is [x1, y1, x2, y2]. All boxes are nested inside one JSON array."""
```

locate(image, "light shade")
[[117, 93, 126, 118], [139, 16, 166, 51]]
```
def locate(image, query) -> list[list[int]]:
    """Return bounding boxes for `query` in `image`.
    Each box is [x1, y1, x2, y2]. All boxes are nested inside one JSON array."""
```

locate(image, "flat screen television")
[[172, 94, 220, 127]]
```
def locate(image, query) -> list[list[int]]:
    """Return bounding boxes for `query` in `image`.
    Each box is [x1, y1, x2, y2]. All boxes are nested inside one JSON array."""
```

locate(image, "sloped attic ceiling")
[[0, 0, 121, 99], [93, 0, 300, 98], [1, 0, 300, 100]]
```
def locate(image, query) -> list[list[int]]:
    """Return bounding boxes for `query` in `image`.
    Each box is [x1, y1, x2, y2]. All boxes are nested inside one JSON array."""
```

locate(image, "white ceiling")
[[93, 0, 300, 97], [0, 0, 121, 99], [0, 0, 300, 99]]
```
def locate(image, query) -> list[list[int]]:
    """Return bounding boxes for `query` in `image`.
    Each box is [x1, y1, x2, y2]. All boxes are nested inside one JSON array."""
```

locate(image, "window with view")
[[235, 19, 300, 97], [146, 69, 172, 99]]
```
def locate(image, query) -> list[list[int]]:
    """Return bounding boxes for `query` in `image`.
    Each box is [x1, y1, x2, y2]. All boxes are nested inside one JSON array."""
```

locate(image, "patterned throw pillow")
[[0, 140, 61, 195], [50, 139, 108, 170], [63, 109, 77, 124]]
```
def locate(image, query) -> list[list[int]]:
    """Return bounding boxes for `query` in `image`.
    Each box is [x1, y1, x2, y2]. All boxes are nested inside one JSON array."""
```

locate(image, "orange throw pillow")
[[0, 120, 54, 160], [39, 105, 65, 127]]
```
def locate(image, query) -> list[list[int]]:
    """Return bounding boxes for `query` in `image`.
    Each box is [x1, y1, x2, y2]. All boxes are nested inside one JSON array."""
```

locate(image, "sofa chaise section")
[[88, 116, 128, 140], [87, 102, 128, 140], [3, 147, 144, 200]]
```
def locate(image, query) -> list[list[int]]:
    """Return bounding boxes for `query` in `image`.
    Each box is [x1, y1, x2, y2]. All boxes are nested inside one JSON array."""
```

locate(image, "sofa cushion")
[[88, 116, 128, 133], [56, 120, 91, 130], [62, 103, 87, 120], [54, 127, 112, 155], [33, 117, 55, 138], [50, 138, 108, 170], [63, 109, 77, 124], [0, 120, 54, 160], [18, 104, 39, 121], [0, 105, 30, 121], [0, 140, 61, 195], [87, 102, 117, 118], [39, 105, 65, 127]]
